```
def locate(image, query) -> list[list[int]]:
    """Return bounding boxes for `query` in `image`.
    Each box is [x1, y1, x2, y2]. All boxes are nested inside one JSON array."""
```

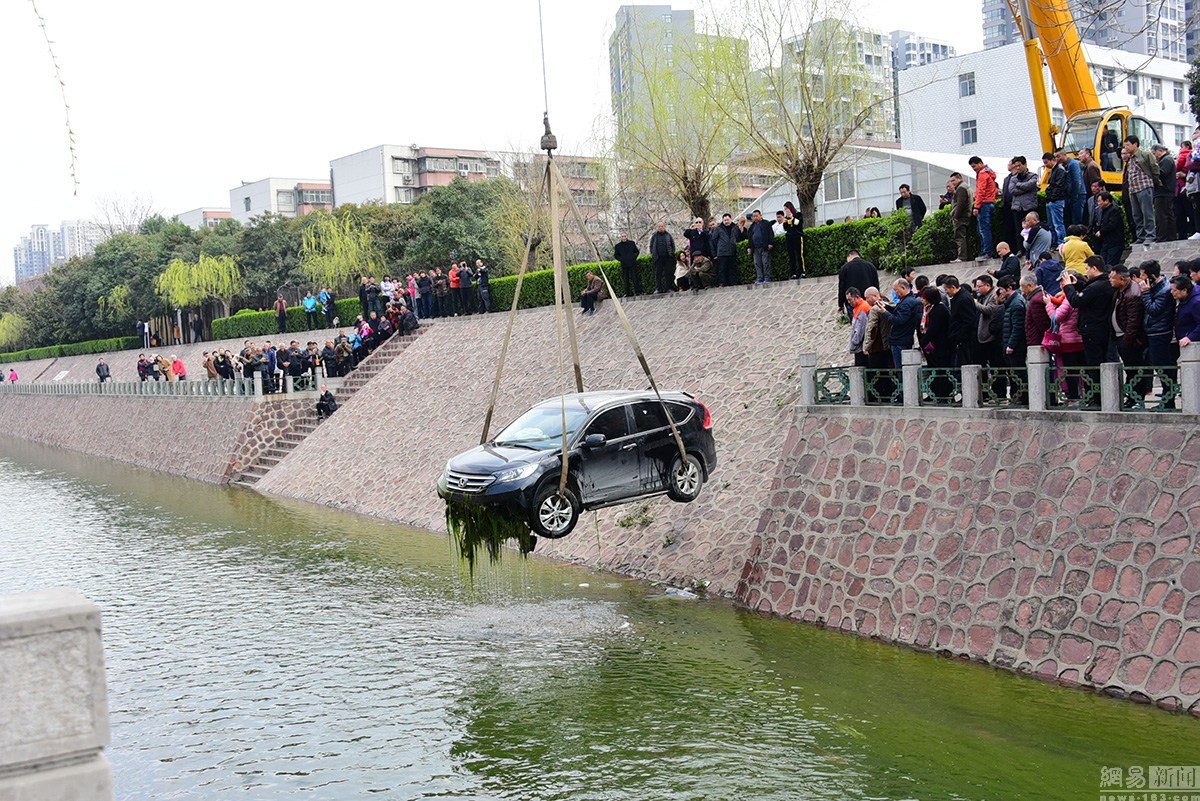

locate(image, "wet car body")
[[438, 390, 716, 537]]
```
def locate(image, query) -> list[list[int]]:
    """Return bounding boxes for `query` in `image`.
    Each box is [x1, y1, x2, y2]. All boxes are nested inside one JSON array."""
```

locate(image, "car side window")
[[632, 402, 668, 433], [587, 406, 630, 440]]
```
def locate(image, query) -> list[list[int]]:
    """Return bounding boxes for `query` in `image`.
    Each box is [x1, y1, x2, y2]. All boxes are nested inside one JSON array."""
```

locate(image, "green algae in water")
[[445, 500, 535, 572]]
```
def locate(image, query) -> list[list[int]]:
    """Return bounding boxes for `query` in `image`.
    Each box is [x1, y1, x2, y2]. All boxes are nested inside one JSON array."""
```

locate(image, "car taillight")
[[699, 402, 712, 430]]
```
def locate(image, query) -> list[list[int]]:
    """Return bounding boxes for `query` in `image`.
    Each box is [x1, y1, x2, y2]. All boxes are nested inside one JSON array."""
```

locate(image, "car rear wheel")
[[667, 453, 704, 503], [529, 484, 580, 538]]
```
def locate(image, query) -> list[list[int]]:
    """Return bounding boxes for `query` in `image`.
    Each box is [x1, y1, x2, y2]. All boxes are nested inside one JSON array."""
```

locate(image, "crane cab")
[[1058, 109, 1163, 190]]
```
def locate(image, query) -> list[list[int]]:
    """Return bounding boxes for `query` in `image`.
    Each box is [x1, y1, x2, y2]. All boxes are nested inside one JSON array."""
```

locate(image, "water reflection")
[[0, 438, 1195, 801]]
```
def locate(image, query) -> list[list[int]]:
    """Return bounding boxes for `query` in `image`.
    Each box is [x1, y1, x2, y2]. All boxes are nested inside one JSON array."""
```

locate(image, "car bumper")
[[437, 474, 541, 514]]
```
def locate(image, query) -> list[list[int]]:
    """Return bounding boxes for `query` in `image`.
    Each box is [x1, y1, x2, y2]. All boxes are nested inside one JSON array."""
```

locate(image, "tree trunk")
[[788, 164, 823, 229]]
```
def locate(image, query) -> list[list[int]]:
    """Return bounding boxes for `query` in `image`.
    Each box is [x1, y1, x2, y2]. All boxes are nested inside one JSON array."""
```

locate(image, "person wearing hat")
[[1151, 143, 1177, 242]]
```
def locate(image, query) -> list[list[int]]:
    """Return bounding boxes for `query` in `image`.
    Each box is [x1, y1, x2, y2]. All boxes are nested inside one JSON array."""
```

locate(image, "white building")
[[177, 208, 232, 230], [890, 30, 956, 70], [330, 144, 503, 207], [229, 178, 332, 225], [898, 42, 1193, 158], [982, 0, 1187, 63]]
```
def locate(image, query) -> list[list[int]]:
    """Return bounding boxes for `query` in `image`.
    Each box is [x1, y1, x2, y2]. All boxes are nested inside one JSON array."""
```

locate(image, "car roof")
[[534, 390, 693, 413]]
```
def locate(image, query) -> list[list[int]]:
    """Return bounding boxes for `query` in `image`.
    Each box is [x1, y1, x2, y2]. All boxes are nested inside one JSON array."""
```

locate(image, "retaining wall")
[[739, 405, 1200, 711], [0, 393, 311, 484]]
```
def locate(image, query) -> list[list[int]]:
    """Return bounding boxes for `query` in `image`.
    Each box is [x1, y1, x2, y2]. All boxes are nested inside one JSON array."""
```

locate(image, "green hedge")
[[0, 336, 141, 365], [211, 298, 363, 340]]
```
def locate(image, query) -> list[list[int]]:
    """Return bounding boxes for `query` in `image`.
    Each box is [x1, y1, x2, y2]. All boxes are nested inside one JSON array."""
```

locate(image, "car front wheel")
[[667, 453, 704, 503], [529, 484, 580, 538]]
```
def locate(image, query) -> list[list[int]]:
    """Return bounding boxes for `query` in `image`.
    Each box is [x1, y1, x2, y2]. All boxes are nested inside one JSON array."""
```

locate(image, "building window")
[[661, 13, 671, 23], [276, 190, 295, 212], [243, 197, 251, 212], [1175, 81, 1185, 103], [393, 187, 413, 203], [1100, 68, 1115, 91], [959, 72, 976, 97], [1052, 109, 1066, 131], [823, 168, 856, 201], [1149, 77, 1162, 100], [300, 189, 331, 205], [391, 157, 411, 174], [960, 119, 978, 145], [1127, 75, 1139, 95]]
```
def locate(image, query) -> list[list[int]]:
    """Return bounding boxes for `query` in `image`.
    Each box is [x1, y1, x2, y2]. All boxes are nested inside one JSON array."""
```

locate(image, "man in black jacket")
[[1091, 191, 1126, 268], [990, 241, 1022, 283], [316, 385, 338, 420], [837, 251, 880, 316], [648, 222, 676, 294], [614, 234, 641, 297], [895, 184, 927, 228], [1062, 256, 1114, 382], [474, 260, 492, 313], [710, 213, 742, 287], [1044, 152, 1069, 246], [943, 276, 978, 366]]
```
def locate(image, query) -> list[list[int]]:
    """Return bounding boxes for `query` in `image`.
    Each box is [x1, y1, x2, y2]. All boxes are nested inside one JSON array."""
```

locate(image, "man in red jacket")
[[970, 156, 998, 262]]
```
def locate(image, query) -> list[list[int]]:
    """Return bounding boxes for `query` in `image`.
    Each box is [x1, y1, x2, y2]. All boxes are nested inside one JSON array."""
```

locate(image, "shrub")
[[0, 336, 141, 365], [211, 298, 362, 340]]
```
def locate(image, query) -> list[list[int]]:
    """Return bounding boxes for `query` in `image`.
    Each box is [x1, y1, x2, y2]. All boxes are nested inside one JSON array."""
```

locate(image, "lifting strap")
[[548, 158, 688, 464]]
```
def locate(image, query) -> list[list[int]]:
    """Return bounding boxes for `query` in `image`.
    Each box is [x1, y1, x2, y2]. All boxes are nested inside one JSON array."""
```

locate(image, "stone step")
[[242, 465, 269, 478], [231, 478, 259, 489]]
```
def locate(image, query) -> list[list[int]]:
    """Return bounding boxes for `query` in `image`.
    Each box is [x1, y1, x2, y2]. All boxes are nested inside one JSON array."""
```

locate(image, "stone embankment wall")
[[0, 393, 312, 483], [256, 280, 850, 596], [739, 406, 1200, 712]]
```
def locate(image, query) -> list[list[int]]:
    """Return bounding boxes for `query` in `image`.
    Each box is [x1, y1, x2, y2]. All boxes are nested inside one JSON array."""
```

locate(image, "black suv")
[[438, 390, 717, 538]]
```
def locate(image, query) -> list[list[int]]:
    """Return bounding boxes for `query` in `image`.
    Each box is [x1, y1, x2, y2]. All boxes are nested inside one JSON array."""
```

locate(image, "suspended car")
[[438, 390, 716, 539]]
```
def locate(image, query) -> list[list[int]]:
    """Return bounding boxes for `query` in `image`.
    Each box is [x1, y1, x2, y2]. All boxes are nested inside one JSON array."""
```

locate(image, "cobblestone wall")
[[0, 393, 295, 484], [256, 280, 850, 596], [738, 405, 1200, 712]]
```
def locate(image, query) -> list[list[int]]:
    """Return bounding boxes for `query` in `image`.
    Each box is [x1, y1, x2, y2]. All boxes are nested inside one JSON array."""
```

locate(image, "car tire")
[[666, 453, 704, 503], [529, 484, 580, 539]]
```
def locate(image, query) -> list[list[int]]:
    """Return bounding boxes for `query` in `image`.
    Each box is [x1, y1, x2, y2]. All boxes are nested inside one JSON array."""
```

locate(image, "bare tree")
[[694, 0, 896, 226], [93, 194, 160, 238]]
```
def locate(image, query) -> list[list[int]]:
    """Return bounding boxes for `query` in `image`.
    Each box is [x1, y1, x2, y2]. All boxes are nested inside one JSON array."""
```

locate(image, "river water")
[[0, 438, 1196, 800]]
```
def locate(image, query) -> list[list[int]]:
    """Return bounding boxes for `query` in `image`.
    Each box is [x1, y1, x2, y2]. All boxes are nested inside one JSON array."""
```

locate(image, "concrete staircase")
[[231, 328, 428, 488]]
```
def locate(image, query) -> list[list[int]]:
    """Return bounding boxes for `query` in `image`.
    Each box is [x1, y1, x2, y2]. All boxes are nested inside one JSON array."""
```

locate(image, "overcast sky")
[[0, 0, 983, 285]]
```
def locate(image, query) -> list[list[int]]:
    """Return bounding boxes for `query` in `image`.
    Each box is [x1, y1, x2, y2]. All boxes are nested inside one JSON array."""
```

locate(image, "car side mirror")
[[583, 434, 607, 449]]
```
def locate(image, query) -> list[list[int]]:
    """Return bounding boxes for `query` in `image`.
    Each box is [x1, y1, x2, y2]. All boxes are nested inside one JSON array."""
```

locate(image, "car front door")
[[578, 405, 640, 503]]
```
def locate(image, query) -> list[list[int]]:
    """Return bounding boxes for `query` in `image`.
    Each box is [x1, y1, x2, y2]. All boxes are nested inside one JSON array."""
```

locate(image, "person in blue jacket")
[[302, 291, 319, 330], [875, 278, 923, 370]]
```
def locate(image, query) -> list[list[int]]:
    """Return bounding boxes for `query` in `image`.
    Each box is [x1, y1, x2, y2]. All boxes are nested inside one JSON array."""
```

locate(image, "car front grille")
[[446, 469, 495, 494]]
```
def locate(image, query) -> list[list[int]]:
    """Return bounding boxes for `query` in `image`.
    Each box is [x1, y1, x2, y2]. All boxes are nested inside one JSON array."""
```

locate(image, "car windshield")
[[493, 403, 590, 450]]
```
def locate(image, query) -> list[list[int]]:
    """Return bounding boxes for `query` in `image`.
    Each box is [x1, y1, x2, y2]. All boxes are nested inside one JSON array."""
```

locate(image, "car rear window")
[[632, 401, 691, 433]]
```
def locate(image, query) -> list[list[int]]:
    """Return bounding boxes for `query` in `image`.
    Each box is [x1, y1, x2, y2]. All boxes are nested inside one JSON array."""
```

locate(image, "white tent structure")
[[744, 145, 1011, 224]]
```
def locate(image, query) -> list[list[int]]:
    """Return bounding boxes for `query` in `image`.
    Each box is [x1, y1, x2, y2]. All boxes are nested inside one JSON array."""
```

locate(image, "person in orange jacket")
[[448, 262, 461, 316], [970, 156, 998, 262]]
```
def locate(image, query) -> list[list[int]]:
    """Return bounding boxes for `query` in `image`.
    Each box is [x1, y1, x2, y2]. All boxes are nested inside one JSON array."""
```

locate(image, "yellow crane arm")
[[1010, 0, 1102, 154]]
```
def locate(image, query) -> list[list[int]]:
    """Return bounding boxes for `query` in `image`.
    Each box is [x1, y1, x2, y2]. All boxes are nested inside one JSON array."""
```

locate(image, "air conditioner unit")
[[458, 169, 470, 177], [401, 175, 413, 185]]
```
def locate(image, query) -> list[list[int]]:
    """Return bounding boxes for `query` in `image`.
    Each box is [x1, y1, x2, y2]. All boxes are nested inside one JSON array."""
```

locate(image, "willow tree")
[[298, 211, 383, 291], [697, 0, 897, 225], [0, 313, 30, 352], [612, 16, 748, 222], [155, 253, 244, 318]]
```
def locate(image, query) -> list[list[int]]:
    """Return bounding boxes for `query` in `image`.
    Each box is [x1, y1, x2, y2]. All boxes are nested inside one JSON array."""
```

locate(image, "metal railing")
[[802, 345, 1200, 415], [0, 374, 328, 400]]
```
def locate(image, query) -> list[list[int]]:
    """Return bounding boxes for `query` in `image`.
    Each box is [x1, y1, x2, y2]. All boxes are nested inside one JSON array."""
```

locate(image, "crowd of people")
[[840, 243, 1200, 408], [613, 204, 807, 297], [920, 131, 1200, 267]]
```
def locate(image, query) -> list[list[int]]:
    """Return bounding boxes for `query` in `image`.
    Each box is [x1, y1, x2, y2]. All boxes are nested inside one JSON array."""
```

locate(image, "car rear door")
[[578, 405, 640, 503], [631, 401, 691, 491]]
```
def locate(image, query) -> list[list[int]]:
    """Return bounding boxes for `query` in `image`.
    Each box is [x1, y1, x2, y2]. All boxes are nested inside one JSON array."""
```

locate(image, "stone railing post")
[[901, 349, 922, 408], [253, 374, 263, 397], [1100, 361, 1121, 413], [848, 366, 865, 406], [961, 364, 981, 409], [0, 589, 114, 799], [799, 352, 817, 406], [1027, 345, 1048, 412], [284, 375, 294, 394], [1181, 345, 1200, 415]]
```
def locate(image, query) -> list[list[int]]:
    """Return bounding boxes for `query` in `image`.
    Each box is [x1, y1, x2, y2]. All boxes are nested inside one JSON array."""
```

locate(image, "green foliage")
[[0, 313, 30, 351], [156, 253, 244, 314], [399, 178, 520, 274], [1189, 57, 1200, 126], [0, 336, 140, 364], [299, 210, 384, 289], [211, 298, 361, 340]]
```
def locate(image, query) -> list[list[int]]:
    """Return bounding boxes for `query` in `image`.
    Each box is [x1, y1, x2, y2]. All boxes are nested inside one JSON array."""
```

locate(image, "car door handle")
[[620, 442, 638, 450]]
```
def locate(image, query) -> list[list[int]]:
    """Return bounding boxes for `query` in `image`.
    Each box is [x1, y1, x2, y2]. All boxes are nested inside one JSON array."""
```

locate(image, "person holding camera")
[[1061, 257, 1113, 405]]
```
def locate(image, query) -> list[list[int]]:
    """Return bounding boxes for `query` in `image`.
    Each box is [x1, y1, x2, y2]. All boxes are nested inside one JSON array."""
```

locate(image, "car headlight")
[[441, 462, 451, 482], [494, 463, 540, 483]]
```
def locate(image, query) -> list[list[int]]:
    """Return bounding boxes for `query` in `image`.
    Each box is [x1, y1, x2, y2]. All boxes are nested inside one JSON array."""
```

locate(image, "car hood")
[[448, 444, 557, 474]]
